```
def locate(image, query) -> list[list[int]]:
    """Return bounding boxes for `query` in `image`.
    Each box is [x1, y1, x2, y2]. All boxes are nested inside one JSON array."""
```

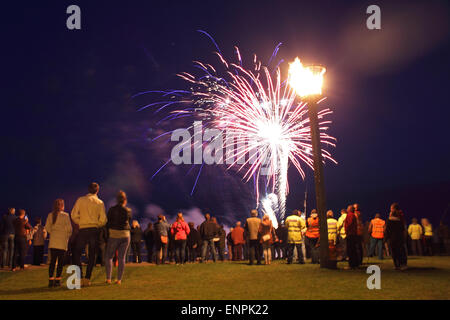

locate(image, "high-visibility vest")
[[337, 213, 347, 239], [371, 218, 385, 239], [285, 215, 306, 244], [327, 218, 338, 243], [306, 217, 319, 238], [408, 224, 423, 240], [423, 224, 433, 237]]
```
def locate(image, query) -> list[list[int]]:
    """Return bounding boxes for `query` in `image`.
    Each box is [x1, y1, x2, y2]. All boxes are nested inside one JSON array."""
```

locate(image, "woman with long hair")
[[170, 212, 190, 264], [130, 220, 143, 263], [44, 199, 72, 287], [105, 190, 131, 284], [258, 215, 277, 265]]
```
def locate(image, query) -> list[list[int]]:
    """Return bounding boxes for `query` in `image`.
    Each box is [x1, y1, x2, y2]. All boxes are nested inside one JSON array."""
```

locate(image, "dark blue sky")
[[1, 0, 449, 226]]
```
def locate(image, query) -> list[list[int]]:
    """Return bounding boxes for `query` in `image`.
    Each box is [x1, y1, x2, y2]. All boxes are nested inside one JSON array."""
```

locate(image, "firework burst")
[[138, 34, 337, 222]]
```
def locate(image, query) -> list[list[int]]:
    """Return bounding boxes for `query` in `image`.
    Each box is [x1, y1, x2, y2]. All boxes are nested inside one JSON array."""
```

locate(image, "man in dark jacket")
[[187, 222, 201, 262], [386, 205, 408, 270], [1, 208, 16, 268], [143, 223, 155, 263], [199, 213, 219, 262], [216, 224, 226, 261], [226, 228, 234, 261], [96, 226, 108, 266], [275, 223, 288, 260], [11, 209, 32, 271]]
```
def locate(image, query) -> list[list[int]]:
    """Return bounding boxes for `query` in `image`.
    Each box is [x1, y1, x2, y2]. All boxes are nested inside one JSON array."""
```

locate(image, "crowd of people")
[[0, 182, 449, 287]]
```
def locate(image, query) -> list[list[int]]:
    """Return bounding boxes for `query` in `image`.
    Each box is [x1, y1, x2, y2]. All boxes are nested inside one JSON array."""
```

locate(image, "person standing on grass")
[[285, 210, 306, 264], [130, 220, 143, 263], [226, 227, 234, 261], [1, 208, 16, 269], [154, 214, 170, 265], [421, 218, 433, 256], [386, 204, 407, 270], [71, 182, 107, 287], [32, 217, 47, 265], [244, 209, 262, 265], [231, 222, 245, 261], [199, 213, 219, 263], [408, 218, 423, 256], [170, 212, 190, 265], [259, 215, 277, 265], [105, 190, 131, 284], [187, 222, 201, 263], [45, 199, 72, 287], [327, 210, 338, 245], [143, 222, 155, 263], [212, 220, 226, 262], [305, 209, 320, 264], [344, 205, 359, 270], [11, 209, 32, 271], [275, 222, 288, 260], [368, 213, 385, 260], [337, 208, 348, 261]]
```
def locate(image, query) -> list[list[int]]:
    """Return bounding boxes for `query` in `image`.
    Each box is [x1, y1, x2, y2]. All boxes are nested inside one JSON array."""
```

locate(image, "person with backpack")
[[170, 212, 190, 265]]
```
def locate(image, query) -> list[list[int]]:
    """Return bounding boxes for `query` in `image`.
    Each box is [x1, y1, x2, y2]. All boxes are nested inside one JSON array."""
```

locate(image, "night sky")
[[2, 0, 450, 228]]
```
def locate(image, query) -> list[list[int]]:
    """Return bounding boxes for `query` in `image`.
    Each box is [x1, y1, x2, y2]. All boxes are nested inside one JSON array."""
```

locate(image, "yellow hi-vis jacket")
[[327, 218, 338, 244], [408, 224, 423, 240], [423, 224, 433, 237], [285, 214, 306, 244], [337, 213, 347, 239]]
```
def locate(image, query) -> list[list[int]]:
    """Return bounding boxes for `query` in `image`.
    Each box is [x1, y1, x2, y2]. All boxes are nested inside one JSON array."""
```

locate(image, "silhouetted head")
[[88, 182, 100, 195]]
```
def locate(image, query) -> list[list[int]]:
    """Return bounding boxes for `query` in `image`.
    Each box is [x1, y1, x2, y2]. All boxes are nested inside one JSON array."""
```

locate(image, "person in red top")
[[344, 205, 360, 269], [171, 212, 190, 265], [231, 222, 245, 261], [12, 209, 32, 271]]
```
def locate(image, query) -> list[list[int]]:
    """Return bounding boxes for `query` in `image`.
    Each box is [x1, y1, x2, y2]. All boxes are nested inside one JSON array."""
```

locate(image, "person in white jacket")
[[71, 182, 107, 287], [45, 199, 72, 287]]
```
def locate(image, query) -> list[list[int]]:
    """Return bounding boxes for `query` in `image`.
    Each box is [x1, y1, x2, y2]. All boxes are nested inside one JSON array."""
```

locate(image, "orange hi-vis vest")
[[371, 218, 385, 239], [306, 217, 320, 238]]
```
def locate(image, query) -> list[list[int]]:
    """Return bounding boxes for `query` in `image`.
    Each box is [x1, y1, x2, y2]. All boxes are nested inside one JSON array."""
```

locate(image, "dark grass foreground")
[[0, 257, 449, 300]]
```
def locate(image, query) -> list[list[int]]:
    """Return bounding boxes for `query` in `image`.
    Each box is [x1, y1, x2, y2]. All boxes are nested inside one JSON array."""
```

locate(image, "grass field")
[[0, 256, 449, 300]]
